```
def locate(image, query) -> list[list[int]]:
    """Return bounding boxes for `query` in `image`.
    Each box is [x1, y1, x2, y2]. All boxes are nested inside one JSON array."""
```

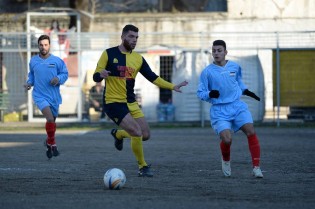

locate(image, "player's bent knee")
[[46, 118, 55, 122], [244, 128, 255, 137], [221, 136, 232, 144], [246, 131, 256, 137], [142, 131, 150, 141], [129, 128, 143, 137]]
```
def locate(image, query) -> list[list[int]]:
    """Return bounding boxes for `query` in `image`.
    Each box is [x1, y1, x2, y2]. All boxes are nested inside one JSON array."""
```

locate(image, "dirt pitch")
[[0, 125, 314, 209]]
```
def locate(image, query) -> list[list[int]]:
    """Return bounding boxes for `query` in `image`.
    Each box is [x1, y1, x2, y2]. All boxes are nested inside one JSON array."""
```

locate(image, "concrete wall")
[[228, 0, 315, 19], [88, 0, 315, 33], [1, 0, 314, 33]]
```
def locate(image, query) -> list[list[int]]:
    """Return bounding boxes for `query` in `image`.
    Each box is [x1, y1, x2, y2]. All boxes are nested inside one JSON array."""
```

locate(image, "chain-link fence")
[[1, 31, 315, 124]]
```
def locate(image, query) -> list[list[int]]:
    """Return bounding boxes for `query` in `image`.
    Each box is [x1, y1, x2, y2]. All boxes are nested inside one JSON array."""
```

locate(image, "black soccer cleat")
[[52, 145, 60, 157], [45, 143, 53, 159], [111, 129, 123, 151], [138, 165, 153, 177]]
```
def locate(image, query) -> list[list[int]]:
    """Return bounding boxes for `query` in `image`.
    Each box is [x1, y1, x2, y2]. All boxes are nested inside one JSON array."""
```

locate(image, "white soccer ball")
[[103, 168, 126, 190]]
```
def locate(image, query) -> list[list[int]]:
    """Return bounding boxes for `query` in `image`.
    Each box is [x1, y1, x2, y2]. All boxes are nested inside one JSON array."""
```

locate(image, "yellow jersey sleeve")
[[153, 77, 175, 90], [95, 51, 108, 73]]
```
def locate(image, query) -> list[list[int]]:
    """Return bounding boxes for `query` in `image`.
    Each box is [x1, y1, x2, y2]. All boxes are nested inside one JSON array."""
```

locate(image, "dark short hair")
[[122, 24, 139, 35], [38, 35, 50, 44], [213, 40, 226, 50]]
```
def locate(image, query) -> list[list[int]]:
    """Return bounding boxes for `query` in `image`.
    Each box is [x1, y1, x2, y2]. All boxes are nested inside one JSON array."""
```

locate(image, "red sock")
[[248, 134, 261, 167], [220, 141, 231, 161], [45, 122, 56, 145]]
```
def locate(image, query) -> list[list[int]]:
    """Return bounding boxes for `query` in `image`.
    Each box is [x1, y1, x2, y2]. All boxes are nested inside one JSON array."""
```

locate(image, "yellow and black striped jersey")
[[93, 46, 174, 104]]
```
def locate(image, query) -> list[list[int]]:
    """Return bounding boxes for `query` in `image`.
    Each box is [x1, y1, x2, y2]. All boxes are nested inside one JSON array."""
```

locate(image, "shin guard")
[[220, 141, 231, 161], [248, 134, 261, 167], [45, 122, 56, 145]]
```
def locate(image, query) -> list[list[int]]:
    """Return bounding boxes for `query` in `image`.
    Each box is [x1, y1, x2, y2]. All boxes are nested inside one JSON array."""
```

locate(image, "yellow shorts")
[[127, 102, 144, 118], [104, 102, 144, 125]]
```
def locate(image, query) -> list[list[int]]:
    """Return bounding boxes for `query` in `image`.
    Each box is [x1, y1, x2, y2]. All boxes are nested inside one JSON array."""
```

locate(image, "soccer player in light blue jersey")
[[197, 40, 263, 178], [25, 35, 68, 159]]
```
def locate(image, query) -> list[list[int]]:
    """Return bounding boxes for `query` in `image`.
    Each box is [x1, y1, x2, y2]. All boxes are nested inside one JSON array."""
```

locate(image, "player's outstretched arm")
[[173, 80, 188, 93], [243, 89, 260, 101]]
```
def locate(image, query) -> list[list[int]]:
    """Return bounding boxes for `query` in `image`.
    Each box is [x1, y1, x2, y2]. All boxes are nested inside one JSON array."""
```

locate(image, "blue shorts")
[[35, 98, 59, 117], [210, 100, 253, 135]]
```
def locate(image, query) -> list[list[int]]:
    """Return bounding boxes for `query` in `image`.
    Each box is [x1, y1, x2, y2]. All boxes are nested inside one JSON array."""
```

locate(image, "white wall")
[[228, 0, 315, 18]]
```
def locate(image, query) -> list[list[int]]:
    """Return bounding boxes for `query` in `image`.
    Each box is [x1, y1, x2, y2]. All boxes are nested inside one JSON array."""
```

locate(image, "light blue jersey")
[[27, 54, 68, 115], [197, 60, 247, 104], [197, 61, 253, 134]]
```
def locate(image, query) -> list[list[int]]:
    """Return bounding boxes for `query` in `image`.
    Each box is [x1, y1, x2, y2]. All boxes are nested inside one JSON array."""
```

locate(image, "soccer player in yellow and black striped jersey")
[[93, 24, 188, 177]]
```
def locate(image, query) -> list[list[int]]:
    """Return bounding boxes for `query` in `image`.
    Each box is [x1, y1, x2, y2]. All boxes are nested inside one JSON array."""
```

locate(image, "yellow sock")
[[130, 136, 147, 168], [116, 130, 130, 139]]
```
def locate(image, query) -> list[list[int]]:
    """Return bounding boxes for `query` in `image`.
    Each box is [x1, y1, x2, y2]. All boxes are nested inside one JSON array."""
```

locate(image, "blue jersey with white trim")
[[27, 54, 68, 106], [197, 60, 247, 104]]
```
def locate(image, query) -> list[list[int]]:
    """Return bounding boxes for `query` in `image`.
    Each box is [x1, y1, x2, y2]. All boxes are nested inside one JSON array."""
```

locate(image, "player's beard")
[[40, 48, 50, 57], [123, 40, 135, 52]]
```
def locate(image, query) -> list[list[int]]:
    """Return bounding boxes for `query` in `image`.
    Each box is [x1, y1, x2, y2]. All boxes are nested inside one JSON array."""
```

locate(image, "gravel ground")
[[0, 126, 314, 209]]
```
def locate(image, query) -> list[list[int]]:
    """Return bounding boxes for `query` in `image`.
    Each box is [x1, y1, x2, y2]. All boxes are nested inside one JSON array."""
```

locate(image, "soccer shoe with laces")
[[221, 159, 231, 177], [138, 165, 153, 177], [111, 129, 123, 151], [252, 166, 263, 178]]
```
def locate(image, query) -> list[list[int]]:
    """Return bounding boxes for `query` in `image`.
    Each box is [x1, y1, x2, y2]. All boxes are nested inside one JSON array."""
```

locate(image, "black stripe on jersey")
[[126, 79, 136, 103], [139, 58, 158, 82], [106, 47, 126, 76]]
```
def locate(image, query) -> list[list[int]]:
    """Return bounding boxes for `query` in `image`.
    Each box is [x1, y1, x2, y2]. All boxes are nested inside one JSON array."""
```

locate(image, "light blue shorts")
[[210, 100, 253, 135], [35, 98, 59, 117]]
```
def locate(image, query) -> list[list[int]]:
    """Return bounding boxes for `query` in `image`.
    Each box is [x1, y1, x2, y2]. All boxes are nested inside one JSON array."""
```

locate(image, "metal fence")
[[0, 31, 315, 124]]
